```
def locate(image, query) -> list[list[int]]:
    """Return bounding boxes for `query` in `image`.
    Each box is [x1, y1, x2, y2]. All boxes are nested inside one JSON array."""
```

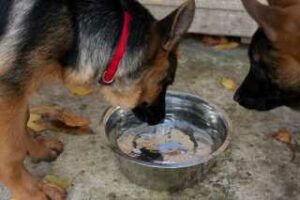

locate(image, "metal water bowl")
[[102, 91, 231, 191]]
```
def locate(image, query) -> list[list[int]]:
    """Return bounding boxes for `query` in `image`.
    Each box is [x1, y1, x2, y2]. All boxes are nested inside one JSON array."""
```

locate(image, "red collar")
[[99, 11, 132, 85]]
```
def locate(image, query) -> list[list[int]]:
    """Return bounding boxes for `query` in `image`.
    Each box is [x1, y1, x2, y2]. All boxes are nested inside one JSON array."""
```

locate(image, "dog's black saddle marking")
[[119, 0, 134, 11], [0, 0, 14, 37]]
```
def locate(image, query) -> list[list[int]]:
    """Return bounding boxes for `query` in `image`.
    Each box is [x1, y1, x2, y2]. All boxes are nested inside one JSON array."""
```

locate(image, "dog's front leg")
[[0, 97, 66, 200]]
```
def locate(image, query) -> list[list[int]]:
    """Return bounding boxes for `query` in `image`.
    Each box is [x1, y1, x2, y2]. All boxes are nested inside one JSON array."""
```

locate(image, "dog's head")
[[234, 0, 300, 110], [101, 0, 195, 125]]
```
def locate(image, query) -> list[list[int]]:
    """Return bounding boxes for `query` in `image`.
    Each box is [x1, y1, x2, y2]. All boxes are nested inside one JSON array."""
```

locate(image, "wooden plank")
[[140, 0, 267, 11], [140, 0, 244, 11], [140, 0, 267, 38], [144, 5, 258, 37]]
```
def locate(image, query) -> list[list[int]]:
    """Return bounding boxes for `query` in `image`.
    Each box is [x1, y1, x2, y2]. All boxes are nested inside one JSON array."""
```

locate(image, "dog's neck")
[[64, 0, 155, 85]]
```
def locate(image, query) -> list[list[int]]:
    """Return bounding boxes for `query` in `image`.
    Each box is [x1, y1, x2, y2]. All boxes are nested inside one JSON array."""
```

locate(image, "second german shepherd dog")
[[235, 0, 300, 110], [0, 0, 195, 199]]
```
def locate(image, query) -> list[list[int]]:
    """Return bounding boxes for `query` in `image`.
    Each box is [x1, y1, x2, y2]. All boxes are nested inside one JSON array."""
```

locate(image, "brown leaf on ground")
[[201, 35, 227, 46], [28, 105, 93, 135], [220, 77, 237, 91], [272, 129, 292, 144], [200, 35, 239, 50], [43, 175, 72, 189], [271, 129, 296, 161]]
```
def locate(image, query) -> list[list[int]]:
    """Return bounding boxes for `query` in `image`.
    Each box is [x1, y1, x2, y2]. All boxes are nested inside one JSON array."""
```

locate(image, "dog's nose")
[[234, 90, 257, 109], [234, 93, 272, 111], [147, 115, 164, 125], [147, 107, 165, 125], [132, 105, 165, 125]]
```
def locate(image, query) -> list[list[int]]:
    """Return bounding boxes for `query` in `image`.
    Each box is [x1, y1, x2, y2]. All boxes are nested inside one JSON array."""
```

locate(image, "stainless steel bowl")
[[102, 91, 232, 191]]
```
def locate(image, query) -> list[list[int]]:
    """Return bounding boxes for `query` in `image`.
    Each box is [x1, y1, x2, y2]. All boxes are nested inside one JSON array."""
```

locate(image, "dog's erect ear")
[[157, 0, 195, 50], [241, 0, 285, 41]]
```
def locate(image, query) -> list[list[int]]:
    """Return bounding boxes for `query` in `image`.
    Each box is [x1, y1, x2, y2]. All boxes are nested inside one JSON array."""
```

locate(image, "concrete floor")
[[1, 37, 300, 200]]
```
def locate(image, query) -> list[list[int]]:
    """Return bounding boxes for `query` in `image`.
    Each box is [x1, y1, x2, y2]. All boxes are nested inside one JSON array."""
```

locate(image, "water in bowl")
[[116, 116, 223, 166], [105, 92, 228, 166]]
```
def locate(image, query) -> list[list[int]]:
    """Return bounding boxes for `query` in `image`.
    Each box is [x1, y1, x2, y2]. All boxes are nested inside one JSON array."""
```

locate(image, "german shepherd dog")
[[234, 0, 300, 110], [0, 0, 195, 199]]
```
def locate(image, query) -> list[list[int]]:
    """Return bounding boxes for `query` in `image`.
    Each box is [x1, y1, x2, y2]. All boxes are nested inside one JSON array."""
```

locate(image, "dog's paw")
[[41, 138, 64, 159], [28, 137, 64, 162]]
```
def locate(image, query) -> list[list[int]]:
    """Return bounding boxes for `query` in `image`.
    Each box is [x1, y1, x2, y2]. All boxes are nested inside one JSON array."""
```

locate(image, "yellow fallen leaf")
[[214, 42, 239, 50], [271, 129, 296, 161], [27, 113, 46, 132], [220, 77, 237, 91], [69, 86, 93, 96], [43, 175, 72, 189]]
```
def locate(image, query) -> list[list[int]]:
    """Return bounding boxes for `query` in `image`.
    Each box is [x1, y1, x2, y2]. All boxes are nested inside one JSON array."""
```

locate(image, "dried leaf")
[[69, 86, 93, 96], [29, 105, 93, 135], [32, 105, 90, 127], [200, 35, 239, 50], [43, 175, 72, 189], [272, 129, 292, 144], [220, 77, 237, 91], [214, 42, 239, 50], [27, 113, 46, 132], [271, 129, 296, 161], [201, 36, 223, 46], [55, 110, 90, 128]]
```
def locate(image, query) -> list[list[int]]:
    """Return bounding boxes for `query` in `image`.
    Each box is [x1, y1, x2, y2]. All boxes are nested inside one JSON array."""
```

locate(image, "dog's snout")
[[132, 104, 165, 125], [234, 84, 285, 111], [234, 92, 259, 110]]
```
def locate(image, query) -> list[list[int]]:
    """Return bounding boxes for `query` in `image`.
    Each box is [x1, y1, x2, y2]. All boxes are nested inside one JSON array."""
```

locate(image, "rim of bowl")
[[101, 90, 233, 169]]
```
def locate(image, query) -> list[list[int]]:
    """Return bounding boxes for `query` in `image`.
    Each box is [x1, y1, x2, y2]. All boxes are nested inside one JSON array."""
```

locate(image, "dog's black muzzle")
[[132, 91, 166, 125], [233, 58, 285, 111]]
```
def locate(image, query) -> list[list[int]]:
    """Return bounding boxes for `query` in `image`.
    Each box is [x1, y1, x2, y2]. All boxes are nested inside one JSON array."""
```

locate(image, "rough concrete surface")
[[1, 37, 300, 200]]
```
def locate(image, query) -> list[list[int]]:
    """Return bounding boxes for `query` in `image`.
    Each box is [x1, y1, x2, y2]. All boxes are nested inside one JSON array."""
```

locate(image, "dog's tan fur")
[[101, 48, 171, 109], [243, 0, 300, 90]]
